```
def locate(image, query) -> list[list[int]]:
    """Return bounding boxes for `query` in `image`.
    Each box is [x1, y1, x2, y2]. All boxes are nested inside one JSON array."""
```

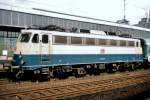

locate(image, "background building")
[[135, 17, 150, 28], [0, 6, 150, 56]]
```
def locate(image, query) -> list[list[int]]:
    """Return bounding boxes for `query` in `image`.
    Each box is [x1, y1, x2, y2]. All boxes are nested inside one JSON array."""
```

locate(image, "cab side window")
[[32, 34, 39, 43], [42, 35, 48, 43], [128, 41, 135, 47]]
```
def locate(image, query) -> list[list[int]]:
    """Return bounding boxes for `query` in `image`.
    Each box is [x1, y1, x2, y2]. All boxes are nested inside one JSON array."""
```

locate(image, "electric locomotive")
[[11, 29, 148, 79]]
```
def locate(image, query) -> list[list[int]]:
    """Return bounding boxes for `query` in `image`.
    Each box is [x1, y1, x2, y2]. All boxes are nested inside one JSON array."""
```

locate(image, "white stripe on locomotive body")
[[15, 44, 142, 55], [15, 43, 143, 55], [52, 45, 142, 54], [15, 30, 142, 55]]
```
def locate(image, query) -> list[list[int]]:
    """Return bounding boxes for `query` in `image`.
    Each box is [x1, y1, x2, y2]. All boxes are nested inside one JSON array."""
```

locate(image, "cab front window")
[[19, 33, 31, 42]]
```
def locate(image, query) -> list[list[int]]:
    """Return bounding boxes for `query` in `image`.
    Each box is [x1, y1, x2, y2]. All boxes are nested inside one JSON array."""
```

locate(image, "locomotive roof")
[[21, 29, 140, 41]]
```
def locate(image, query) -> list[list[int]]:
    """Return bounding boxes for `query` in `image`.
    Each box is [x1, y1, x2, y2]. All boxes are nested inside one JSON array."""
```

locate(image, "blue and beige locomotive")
[[11, 29, 150, 79]]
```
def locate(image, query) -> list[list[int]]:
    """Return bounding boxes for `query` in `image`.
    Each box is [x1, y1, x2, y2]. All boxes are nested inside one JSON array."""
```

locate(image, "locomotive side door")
[[40, 33, 51, 64]]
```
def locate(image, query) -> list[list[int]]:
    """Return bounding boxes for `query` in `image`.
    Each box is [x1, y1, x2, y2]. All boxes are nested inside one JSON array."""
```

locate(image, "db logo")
[[100, 49, 105, 54]]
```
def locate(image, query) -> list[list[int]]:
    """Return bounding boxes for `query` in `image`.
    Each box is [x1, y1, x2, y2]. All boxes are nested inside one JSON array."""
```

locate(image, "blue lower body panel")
[[12, 54, 143, 70]]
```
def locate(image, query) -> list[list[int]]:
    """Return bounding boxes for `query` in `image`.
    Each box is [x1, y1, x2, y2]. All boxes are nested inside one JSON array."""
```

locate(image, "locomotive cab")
[[12, 30, 52, 70]]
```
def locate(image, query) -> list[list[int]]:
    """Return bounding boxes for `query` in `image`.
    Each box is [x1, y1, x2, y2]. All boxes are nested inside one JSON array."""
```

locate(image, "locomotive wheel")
[[106, 64, 116, 73], [143, 60, 149, 69], [75, 68, 86, 77], [118, 63, 124, 72], [129, 64, 135, 71], [93, 68, 101, 75], [54, 70, 64, 79], [48, 70, 54, 78]]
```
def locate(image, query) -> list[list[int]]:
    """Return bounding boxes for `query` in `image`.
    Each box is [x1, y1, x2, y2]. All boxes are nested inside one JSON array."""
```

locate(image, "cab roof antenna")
[[124, 0, 126, 21]]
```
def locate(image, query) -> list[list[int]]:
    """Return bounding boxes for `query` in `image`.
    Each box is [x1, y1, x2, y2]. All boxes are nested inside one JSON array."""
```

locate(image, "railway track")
[[0, 69, 150, 100], [0, 79, 10, 85]]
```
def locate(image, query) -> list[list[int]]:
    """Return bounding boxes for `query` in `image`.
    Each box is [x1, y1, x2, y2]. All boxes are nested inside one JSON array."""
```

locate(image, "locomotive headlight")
[[21, 59, 24, 64]]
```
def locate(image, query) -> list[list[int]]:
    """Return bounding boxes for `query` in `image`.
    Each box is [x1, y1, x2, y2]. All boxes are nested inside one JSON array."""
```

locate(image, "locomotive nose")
[[12, 53, 25, 66]]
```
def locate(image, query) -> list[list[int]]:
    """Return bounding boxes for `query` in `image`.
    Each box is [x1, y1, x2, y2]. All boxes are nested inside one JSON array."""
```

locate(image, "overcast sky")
[[1, 0, 150, 24]]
